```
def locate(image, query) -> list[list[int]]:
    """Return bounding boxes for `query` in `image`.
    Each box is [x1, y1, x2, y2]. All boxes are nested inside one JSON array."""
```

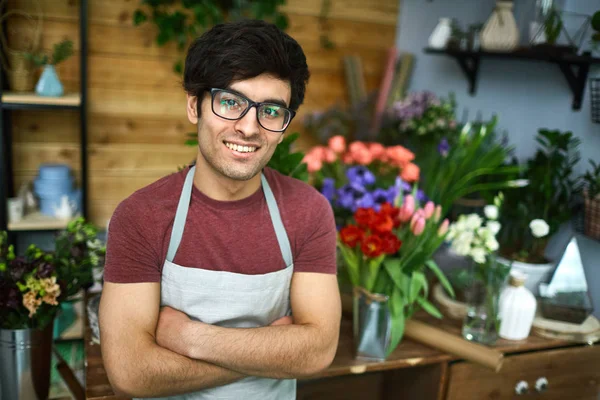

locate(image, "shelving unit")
[[424, 47, 600, 110], [0, 1, 88, 244]]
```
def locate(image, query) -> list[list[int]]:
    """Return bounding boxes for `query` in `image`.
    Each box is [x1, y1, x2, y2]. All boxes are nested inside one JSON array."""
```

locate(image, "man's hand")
[[156, 306, 194, 357]]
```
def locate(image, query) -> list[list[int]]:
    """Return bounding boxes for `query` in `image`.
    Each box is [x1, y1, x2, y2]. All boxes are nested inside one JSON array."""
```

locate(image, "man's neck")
[[192, 156, 262, 202]]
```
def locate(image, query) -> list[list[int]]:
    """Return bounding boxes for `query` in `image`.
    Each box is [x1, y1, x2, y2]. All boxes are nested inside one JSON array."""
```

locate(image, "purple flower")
[[36, 261, 55, 279], [321, 178, 335, 202], [9, 256, 30, 282], [438, 138, 450, 157], [336, 183, 366, 211], [0, 281, 20, 310], [372, 186, 398, 209], [354, 192, 375, 211], [346, 166, 376, 187], [416, 189, 429, 203]]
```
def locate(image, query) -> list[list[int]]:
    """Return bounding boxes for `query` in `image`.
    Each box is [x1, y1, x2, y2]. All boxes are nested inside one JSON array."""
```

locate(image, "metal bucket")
[[352, 287, 392, 361], [0, 322, 53, 400]]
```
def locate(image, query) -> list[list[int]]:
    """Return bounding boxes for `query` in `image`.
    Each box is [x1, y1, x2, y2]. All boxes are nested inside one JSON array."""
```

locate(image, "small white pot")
[[496, 256, 555, 296]]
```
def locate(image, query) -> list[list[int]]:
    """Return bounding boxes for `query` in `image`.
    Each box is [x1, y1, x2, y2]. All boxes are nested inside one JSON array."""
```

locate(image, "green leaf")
[[275, 13, 289, 30], [174, 59, 183, 74], [409, 271, 425, 303], [425, 260, 455, 298], [416, 297, 442, 319], [387, 287, 405, 357], [133, 9, 148, 26], [337, 242, 360, 287]]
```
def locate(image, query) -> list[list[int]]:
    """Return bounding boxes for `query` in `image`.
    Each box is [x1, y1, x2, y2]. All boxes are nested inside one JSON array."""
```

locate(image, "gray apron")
[[151, 166, 296, 400]]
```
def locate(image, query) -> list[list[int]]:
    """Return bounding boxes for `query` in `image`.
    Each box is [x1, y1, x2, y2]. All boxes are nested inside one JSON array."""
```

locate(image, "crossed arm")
[[99, 272, 341, 398]]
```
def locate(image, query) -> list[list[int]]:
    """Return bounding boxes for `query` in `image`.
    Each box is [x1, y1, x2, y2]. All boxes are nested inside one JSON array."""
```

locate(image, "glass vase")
[[461, 257, 507, 345]]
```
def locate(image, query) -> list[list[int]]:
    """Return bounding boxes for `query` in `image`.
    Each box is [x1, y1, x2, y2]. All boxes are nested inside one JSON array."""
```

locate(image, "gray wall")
[[395, 0, 600, 318], [395, 0, 600, 173]]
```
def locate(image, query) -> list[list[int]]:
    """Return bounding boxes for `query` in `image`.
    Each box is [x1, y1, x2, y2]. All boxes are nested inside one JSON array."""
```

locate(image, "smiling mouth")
[[224, 141, 260, 153]]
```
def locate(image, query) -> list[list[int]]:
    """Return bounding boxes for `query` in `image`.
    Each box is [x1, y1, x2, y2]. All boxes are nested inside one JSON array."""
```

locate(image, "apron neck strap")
[[166, 167, 293, 267]]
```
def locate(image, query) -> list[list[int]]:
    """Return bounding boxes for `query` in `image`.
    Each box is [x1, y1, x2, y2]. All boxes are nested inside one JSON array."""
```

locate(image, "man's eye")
[[262, 107, 280, 118], [221, 99, 240, 108]]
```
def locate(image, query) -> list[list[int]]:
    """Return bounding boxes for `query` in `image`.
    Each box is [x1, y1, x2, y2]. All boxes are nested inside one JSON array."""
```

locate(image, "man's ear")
[[186, 94, 199, 124]]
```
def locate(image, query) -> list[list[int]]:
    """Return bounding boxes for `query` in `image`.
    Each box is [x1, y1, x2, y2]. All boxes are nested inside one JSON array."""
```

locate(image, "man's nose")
[[235, 105, 261, 137]]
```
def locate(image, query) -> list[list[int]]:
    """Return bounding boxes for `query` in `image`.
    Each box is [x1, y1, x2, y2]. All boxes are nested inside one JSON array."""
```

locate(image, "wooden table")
[[84, 305, 598, 400]]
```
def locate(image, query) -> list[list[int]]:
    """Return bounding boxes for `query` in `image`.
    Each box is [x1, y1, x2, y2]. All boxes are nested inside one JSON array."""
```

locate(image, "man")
[[99, 19, 341, 400]]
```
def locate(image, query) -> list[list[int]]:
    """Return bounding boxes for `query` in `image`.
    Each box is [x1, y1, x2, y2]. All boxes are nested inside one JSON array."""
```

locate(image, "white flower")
[[529, 219, 550, 238], [452, 231, 474, 256], [465, 214, 483, 230], [484, 205, 498, 220], [485, 236, 499, 252], [508, 179, 529, 188], [470, 247, 487, 264], [486, 221, 501, 235]]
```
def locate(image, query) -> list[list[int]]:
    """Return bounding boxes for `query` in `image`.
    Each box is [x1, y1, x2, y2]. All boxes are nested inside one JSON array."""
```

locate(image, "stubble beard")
[[197, 134, 270, 182]]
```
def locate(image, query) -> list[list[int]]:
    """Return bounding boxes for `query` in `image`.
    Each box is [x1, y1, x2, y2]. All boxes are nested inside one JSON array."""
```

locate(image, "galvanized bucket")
[[353, 287, 392, 361], [0, 322, 53, 400]]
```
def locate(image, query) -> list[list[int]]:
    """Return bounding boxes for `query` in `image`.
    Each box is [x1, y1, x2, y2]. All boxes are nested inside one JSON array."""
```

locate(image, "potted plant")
[[0, 232, 60, 400], [337, 195, 452, 360], [580, 159, 600, 240], [442, 194, 510, 345], [25, 39, 74, 97], [496, 128, 581, 295]]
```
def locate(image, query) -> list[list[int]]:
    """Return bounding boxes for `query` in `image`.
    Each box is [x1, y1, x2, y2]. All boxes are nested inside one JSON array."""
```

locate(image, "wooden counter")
[[84, 307, 587, 400]]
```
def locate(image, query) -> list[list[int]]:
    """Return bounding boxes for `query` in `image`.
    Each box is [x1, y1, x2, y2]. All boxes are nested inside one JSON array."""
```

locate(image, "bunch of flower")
[[304, 135, 425, 228], [389, 91, 458, 137], [446, 202, 502, 265], [53, 217, 106, 300], [0, 232, 61, 329], [337, 193, 453, 355]]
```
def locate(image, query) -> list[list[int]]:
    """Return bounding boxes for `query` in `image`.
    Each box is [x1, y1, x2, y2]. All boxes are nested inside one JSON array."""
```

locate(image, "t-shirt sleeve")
[[293, 192, 337, 275], [103, 198, 162, 283]]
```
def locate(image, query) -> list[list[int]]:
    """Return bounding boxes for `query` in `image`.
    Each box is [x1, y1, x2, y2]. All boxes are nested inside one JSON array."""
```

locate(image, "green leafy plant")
[[544, 7, 563, 45], [418, 116, 523, 217], [265, 132, 309, 182], [497, 129, 581, 263], [25, 39, 74, 67], [592, 11, 600, 51], [580, 159, 600, 199], [133, 0, 289, 73], [53, 218, 106, 300]]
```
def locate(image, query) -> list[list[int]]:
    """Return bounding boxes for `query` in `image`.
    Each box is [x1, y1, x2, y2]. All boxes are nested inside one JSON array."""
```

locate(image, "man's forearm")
[[105, 335, 244, 398], [183, 323, 336, 379]]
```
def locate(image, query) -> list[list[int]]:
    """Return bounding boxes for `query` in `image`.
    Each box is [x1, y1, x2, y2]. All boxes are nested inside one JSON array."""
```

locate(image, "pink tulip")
[[398, 205, 413, 223], [368, 142, 386, 160], [386, 145, 415, 165], [424, 201, 435, 219], [437, 219, 449, 236], [323, 148, 337, 163], [400, 162, 420, 183], [303, 155, 322, 173], [403, 194, 415, 212], [308, 146, 326, 161], [433, 205, 442, 222], [343, 153, 354, 164], [328, 135, 346, 154], [410, 211, 422, 230], [349, 141, 373, 165], [412, 217, 426, 236]]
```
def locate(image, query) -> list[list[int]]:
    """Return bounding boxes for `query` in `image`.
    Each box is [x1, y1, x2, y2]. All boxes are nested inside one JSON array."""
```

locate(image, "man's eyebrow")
[[226, 87, 289, 108]]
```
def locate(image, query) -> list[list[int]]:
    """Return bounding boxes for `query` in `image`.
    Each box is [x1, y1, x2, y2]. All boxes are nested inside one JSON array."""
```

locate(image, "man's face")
[[187, 73, 291, 182]]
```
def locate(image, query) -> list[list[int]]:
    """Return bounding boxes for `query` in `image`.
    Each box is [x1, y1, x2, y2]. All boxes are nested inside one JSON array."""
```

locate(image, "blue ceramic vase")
[[35, 65, 64, 97]]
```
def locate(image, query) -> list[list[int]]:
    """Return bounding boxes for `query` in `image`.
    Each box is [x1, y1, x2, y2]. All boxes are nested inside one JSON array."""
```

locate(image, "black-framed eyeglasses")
[[209, 88, 296, 133]]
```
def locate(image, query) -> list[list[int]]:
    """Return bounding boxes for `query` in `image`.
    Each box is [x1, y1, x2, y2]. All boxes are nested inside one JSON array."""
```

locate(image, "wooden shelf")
[[7, 211, 79, 231], [424, 47, 600, 110], [1, 92, 81, 110]]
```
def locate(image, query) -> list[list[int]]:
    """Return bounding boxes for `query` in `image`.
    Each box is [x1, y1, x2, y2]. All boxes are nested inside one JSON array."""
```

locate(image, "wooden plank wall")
[[6, 0, 399, 226]]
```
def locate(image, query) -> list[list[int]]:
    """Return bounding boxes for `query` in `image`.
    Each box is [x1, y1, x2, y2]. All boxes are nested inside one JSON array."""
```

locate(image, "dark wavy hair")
[[183, 19, 310, 113]]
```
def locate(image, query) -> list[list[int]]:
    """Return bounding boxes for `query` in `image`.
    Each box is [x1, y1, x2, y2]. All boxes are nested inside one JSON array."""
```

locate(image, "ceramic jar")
[[480, 1, 520, 51], [429, 18, 453, 49], [498, 271, 537, 340]]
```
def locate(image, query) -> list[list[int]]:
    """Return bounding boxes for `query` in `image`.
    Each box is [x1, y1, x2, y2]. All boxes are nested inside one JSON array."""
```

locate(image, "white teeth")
[[225, 142, 257, 153]]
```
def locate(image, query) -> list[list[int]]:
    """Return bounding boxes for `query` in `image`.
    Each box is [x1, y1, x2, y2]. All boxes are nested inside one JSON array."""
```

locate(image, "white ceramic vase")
[[480, 1, 520, 51], [498, 271, 537, 340], [496, 256, 555, 296], [429, 18, 453, 49]]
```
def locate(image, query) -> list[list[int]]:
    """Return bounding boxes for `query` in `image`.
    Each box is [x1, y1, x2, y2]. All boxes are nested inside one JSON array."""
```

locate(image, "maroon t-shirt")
[[104, 166, 337, 283]]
